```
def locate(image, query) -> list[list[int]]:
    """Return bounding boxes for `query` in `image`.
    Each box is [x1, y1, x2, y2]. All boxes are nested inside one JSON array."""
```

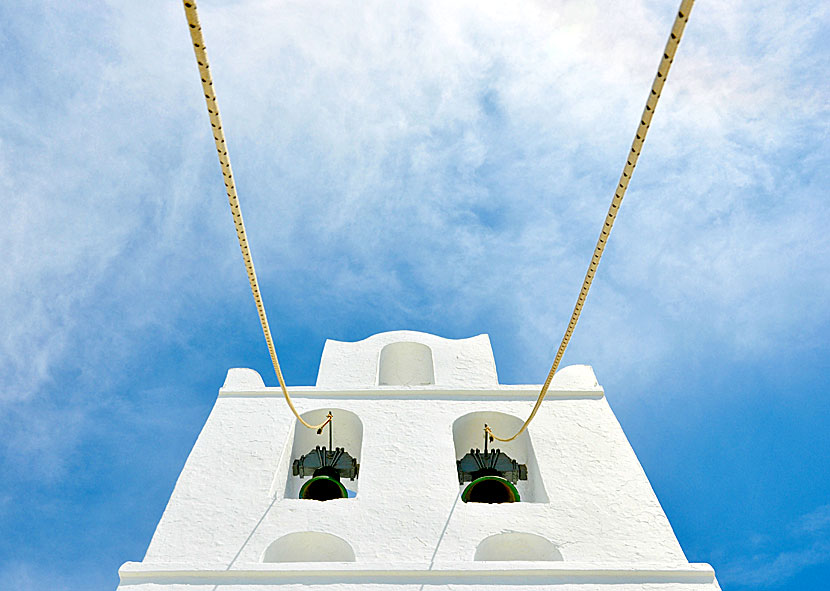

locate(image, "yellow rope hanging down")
[[182, 0, 326, 431], [488, 0, 695, 442]]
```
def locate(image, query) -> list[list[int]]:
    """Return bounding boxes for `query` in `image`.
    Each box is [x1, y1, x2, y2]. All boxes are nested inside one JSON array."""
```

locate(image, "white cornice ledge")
[[217, 385, 605, 400], [120, 561, 715, 585]]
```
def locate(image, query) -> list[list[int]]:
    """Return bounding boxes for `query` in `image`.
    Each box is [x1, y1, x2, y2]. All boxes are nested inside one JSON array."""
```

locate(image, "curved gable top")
[[316, 331, 498, 388]]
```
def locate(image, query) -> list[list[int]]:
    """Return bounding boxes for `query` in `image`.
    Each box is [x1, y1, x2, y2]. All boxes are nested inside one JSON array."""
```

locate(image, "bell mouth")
[[299, 475, 348, 501], [462, 475, 520, 504]]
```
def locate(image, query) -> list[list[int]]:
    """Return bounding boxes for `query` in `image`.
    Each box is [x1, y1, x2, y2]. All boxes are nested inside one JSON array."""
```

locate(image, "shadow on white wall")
[[262, 531, 356, 562], [474, 532, 563, 561], [378, 341, 435, 385]]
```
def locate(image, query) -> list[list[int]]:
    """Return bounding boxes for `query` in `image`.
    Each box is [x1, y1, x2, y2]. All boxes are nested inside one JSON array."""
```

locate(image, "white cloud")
[[724, 541, 830, 587], [790, 504, 830, 536], [0, 5, 828, 590], [1, 0, 828, 468], [722, 503, 830, 587]]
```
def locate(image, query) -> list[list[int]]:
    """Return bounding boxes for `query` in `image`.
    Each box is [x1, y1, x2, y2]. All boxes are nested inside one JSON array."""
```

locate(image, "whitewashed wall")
[[118, 331, 720, 590]]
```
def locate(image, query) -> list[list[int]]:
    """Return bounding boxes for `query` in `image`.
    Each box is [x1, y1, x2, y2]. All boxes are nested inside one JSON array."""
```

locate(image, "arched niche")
[[262, 532, 356, 563], [284, 408, 363, 499], [452, 411, 548, 503], [378, 342, 435, 385], [474, 532, 563, 561]]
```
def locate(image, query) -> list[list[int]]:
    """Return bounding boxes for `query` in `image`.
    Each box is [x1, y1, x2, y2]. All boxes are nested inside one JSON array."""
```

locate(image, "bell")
[[299, 472, 348, 501], [293, 446, 358, 501], [462, 475, 520, 504]]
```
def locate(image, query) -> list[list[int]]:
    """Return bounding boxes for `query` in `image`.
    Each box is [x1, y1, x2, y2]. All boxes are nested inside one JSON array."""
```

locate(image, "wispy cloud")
[[721, 504, 830, 587], [790, 504, 830, 536], [725, 541, 830, 587], [0, 2, 828, 586], [1, 0, 828, 468], [3, 0, 828, 400]]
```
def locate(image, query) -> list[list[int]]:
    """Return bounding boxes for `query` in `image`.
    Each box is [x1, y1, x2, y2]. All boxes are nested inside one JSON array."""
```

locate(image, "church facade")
[[117, 330, 720, 590]]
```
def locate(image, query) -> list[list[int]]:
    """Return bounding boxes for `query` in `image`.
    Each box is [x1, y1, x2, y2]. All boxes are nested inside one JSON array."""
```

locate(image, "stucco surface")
[[316, 331, 499, 388], [120, 331, 719, 590], [119, 584, 720, 591]]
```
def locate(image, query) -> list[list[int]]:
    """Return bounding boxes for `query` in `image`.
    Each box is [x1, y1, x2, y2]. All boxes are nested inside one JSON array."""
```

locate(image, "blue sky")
[[1, 0, 828, 589]]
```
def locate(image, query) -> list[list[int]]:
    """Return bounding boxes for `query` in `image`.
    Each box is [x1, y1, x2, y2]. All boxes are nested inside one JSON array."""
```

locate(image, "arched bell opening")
[[284, 409, 362, 500], [462, 475, 520, 504], [452, 411, 548, 503]]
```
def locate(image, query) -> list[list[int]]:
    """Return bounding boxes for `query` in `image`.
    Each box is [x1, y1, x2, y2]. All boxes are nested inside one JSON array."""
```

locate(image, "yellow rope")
[[488, 0, 696, 442], [182, 0, 326, 431], [182, 0, 694, 437]]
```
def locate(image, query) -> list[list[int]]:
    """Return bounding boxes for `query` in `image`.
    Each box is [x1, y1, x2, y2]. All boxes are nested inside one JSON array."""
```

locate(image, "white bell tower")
[[118, 330, 721, 590]]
